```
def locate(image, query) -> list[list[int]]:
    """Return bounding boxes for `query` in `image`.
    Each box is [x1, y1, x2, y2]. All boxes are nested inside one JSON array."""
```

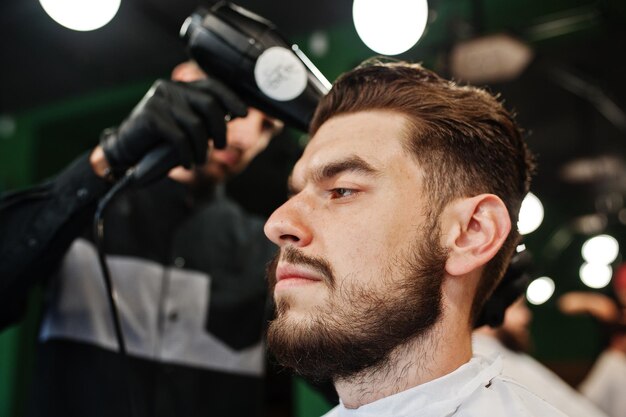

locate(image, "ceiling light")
[[581, 234, 619, 265], [352, 0, 429, 56], [572, 213, 607, 235], [579, 262, 613, 289], [526, 276, 555, 305], [450, 34, 533, 84], [39, 0, 121, 31], [518, 192, 544, 235], [560, 155, 624, 183], [308, 31, 330, 57]]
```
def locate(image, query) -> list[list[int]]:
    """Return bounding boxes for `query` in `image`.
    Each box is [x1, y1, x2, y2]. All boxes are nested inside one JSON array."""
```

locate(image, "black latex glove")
[[100, 77, 247, 178]]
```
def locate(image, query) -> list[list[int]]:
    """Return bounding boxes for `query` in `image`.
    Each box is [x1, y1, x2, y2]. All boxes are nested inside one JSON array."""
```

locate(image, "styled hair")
[[310, 59, 535, 323]]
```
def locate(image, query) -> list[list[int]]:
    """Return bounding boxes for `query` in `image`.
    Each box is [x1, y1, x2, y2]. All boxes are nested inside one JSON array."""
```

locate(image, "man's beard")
[[266, 218, 448, 383]]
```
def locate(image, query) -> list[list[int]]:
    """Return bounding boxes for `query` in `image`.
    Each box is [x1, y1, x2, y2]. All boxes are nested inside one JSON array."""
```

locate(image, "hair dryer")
[[131, 1, 330, 185], [180, 1, 331, 131]]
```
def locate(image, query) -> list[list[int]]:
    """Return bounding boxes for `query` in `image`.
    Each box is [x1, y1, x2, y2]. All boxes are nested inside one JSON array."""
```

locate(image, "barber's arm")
[[558, 292, 620, 322], [0, 153, 110, 328], [0, 76, 246, 329]]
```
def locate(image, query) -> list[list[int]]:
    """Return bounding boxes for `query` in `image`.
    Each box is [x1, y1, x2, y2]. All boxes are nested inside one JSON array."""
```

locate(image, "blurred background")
[[1, 0, 625, 416]]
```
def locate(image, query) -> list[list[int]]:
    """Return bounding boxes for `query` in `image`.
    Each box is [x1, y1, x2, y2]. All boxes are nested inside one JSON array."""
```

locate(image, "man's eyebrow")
[[288, 155, 380, 195], [312, 155, 380, 183]]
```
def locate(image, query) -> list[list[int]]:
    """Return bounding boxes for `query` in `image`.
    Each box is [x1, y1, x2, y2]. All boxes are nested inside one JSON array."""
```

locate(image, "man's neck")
[[334, 319, 473, 409]]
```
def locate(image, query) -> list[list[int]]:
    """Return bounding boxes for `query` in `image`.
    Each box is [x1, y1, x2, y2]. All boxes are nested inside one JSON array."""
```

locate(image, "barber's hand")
[[99, 77, 247, 178]]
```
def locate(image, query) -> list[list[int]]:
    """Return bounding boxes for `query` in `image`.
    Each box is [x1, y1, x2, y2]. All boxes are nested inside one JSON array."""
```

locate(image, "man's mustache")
[[266, 246, 336, 289]]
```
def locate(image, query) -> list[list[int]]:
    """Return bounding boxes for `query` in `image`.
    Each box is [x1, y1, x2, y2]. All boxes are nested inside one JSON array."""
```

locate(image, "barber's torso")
[[31, 179, 275, 417]]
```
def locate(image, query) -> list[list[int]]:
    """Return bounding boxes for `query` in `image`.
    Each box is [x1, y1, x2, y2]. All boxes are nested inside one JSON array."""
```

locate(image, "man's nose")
[[264, 197, 313, 248]]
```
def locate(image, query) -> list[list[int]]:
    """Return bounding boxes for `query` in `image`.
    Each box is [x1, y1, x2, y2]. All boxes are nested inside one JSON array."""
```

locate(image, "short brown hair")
[[310, 60, 534, 323]]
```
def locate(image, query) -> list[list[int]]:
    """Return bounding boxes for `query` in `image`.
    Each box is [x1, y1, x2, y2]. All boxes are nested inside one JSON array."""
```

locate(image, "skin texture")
[[264, 110, 512, 408]]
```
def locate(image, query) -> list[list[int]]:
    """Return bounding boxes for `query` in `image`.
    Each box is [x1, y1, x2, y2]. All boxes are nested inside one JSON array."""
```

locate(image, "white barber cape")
[[472, 333, 607, 417], [579, 350, 626, 417], [322, 352, 568, 417]]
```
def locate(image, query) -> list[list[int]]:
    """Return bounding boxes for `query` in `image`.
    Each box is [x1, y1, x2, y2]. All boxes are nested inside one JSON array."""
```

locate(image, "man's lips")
[[212, 149, 241, 167], [275, 264, 323, 284]]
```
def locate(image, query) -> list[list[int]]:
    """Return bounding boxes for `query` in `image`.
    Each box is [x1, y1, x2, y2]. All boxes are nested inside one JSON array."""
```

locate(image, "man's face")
[[202, 107, 278, 182], [168, 61, 281, 184], [263, 110, 447, 381], [169, 107, 278, 184]]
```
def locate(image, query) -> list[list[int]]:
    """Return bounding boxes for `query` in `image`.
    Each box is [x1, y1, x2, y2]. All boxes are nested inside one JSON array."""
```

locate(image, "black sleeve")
[[0, 152, 111, 328]]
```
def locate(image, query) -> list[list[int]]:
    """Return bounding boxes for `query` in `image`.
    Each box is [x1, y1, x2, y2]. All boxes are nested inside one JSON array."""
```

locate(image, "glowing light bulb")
[[352, 0, 429, 55], [579, 262, 612, 289], [39, 0, 121, 31], [518, 192, 544, 235], [581, 234, 619, 265], [526, 276, 555, 305]]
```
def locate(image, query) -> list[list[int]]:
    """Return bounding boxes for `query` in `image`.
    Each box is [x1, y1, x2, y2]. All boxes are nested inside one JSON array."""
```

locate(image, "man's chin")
[[267, 315, 336, 382]]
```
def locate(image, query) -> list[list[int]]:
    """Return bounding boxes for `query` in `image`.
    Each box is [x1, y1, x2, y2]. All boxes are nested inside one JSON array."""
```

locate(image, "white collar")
[[335, 354, 502, 417]]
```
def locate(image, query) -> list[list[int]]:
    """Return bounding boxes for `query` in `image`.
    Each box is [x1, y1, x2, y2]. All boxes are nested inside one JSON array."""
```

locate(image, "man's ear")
[[442, 194, 511, 277]]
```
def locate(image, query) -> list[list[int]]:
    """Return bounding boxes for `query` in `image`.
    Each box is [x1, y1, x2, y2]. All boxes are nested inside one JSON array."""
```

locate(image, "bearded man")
[[263, 60, 569, 416]]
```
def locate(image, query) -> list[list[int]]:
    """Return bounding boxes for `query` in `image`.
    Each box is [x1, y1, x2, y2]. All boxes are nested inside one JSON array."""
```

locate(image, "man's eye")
[[329, 188, 356, 199]]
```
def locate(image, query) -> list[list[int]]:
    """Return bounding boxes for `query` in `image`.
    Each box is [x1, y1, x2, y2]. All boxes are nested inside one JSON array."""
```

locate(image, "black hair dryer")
[[180, 1, 331, 132], [131, 2, 330, 186]]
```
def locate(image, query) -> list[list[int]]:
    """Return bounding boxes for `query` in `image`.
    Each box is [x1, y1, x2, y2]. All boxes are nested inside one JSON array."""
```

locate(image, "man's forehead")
[[291, 111, 412, 185]]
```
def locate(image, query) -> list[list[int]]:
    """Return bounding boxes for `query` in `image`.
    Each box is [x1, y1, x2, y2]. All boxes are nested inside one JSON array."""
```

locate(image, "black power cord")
[[93, 171, 138, 417]]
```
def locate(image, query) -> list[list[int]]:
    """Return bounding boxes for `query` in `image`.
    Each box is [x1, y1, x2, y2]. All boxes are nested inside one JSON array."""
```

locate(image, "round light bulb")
[[579, 262, 613, 289], [526, 276, 555, 305], [518, 192, 544, 235], [352, 0, 429, 56], [39, 0, 121, 31], [581, 234, 619, 265]]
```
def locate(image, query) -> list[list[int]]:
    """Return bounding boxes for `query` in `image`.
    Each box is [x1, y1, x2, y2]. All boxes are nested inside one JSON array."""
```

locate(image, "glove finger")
[[203, 98, 228, 150], [187, 78, 248, 119], [152, 79, 235, 153], [168, 101, 210, 165], [179, 87, 229, 150], [145, 98, 195, 168], [164, 82, 213, 161]]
